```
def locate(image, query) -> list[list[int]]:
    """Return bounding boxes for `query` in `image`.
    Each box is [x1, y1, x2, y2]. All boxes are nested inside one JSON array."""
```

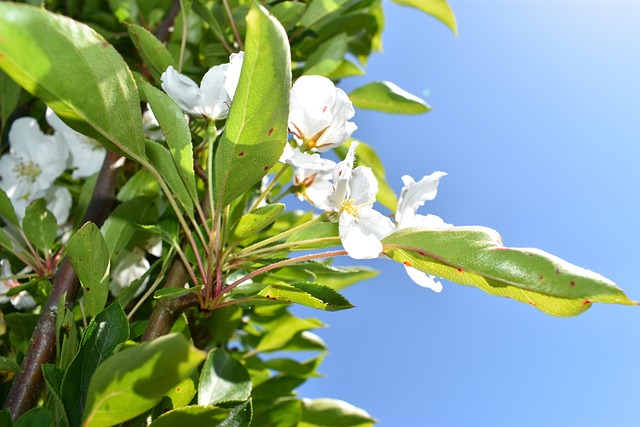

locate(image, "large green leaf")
[[214, 3, 291, 209], [297, 0, 350, 29], [61, 303, 129, 427], [128, 24, 177, 82], [253, 313, 324, 354], [382, 227, 637, 316], [66, 222, 111, 319], [349, 81, 431, 114], [391, 0, 458, 36], [299, 398, 376, 427], [139, 81, 197, 204], [258, 282, 353, 311], [42, 364, 70, 427], [82, 333, 205, 427], [0, 3, 145, 159], [14, 408, 52, 427], [198, 348, 252, 406]]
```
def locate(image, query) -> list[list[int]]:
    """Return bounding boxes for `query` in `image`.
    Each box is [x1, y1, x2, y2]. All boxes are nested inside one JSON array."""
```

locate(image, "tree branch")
[[3, 151, 123, 420]]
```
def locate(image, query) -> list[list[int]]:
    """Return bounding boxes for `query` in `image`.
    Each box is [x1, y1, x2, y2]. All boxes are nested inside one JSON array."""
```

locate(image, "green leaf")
[[258, 282, 353, 311], [128, 24, 177, 82], [214, 2, 291, 209], [145, 139, 195, 217], [326, 60, 365, 80], [82, 333, 206, 427], [271, 2, 307, 30], [0, 3, 146, 159], [101, 196, 160, 260], [22, 199, 57, 253], [62, 303, 129, 427], [154, 286, 202, 300], [263, 355, 324, 378], [0, 69, 21, 132], [299, 398, 377, 427], [14, 408, 52, 427], [148, 406, 229, 427], [4, 312, 39, 339], [42, 364, 70, 427], [382, 227, 637, 316], [286, 222, 339, 251], [66, 222, 110, 318], [0, 187, 19, 227], [303, 33, 349, 77], [219, 400, 253, 427], [349, 81, 431, 114], [297, 0, 350, 29], [232, 203, 285, 242], [165, 373, 197, 409], [199, 348, 252, 406], [0, 410, 12, 427], [191, 0, 226, 46], [252, 398, 301, 426], [391, 0, 458, 36], [139, 81, 197, 203], [253, 313, 324, 354], [116, 169, 161, 202], [0, 356, 20, 374]]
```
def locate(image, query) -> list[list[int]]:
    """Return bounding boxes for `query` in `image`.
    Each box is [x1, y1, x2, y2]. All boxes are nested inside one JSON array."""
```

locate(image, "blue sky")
[[296, 1, 640, 426]]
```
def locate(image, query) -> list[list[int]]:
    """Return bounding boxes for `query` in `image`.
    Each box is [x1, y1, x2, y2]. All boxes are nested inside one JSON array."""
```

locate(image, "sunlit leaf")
[[258, 282, 353, 311], [0, 3, 146, 159], [391, 0, 457, 36], [349, 81, 430, 114], [214, 3, 291, 208], [82, 334, 205, 427], [383, 227, 637, 316]]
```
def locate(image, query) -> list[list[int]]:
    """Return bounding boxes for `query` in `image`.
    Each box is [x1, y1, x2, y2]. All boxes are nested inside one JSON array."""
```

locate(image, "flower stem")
[[222, 0, 244, 50], [250, 164, 290, 211], [236, 212, 327, 255]]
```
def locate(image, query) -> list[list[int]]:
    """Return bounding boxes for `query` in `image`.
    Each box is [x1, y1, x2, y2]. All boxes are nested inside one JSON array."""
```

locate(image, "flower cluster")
[[0, 109, 107, 226], [162, 64, 451, 291]]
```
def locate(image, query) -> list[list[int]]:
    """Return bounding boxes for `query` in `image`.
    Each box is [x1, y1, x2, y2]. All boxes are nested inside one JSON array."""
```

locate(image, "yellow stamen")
[[341, 199, 359, 216]]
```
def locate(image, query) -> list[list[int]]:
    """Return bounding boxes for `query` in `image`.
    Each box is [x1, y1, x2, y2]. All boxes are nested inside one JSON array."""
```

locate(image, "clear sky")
[[296, 1, 640, 426]]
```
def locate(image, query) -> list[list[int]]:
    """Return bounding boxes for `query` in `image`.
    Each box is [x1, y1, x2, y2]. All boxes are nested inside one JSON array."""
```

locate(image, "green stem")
[[224, 249, 348, 294], [236, 212, 327, 255], [178, 1, 189, 72], [229, 236, 341, 264], [222, 0, 243, 50], [250, 164, 290, 211]]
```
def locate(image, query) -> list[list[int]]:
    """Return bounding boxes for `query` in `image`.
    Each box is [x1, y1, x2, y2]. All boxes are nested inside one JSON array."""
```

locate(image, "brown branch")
[[155, 0, 181, 43], [3, 151, 123, 420], [140, 259, 199, 341]]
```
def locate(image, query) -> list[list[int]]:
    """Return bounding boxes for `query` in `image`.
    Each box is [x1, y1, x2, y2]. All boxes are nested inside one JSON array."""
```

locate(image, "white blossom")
[[0, 117, 68, 201], [395, 172, 452, 292], [161, 52, 244, 120], [280, 145, 336, 210], [326, 142, 394, 259], [46, 108, 105, 179], [289, 75, 357, 152], [0, 259, 35, 310], [109, 248, 150, 297]]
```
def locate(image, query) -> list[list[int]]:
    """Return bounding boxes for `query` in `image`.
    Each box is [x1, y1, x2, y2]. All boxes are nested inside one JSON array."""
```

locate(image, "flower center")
[[341, 199, 359, 217], [14, 160, 42, 183]]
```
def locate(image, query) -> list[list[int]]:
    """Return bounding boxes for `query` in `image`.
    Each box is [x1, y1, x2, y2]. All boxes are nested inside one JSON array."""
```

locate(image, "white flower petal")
[[339, 212, 383, 259], [349, 167, 377, 208], [289, 75, 356, 151], [397, 172, 447, 227], [224, 51, 244, 100], [404, 265, 443, 292], [199, 64, 231, 119], [357, 207, 396, 240], [44, 185, 72, 226], [411, 213, 453, 231], [161, 66, 203, 117], [109, 248, 150, 297]]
